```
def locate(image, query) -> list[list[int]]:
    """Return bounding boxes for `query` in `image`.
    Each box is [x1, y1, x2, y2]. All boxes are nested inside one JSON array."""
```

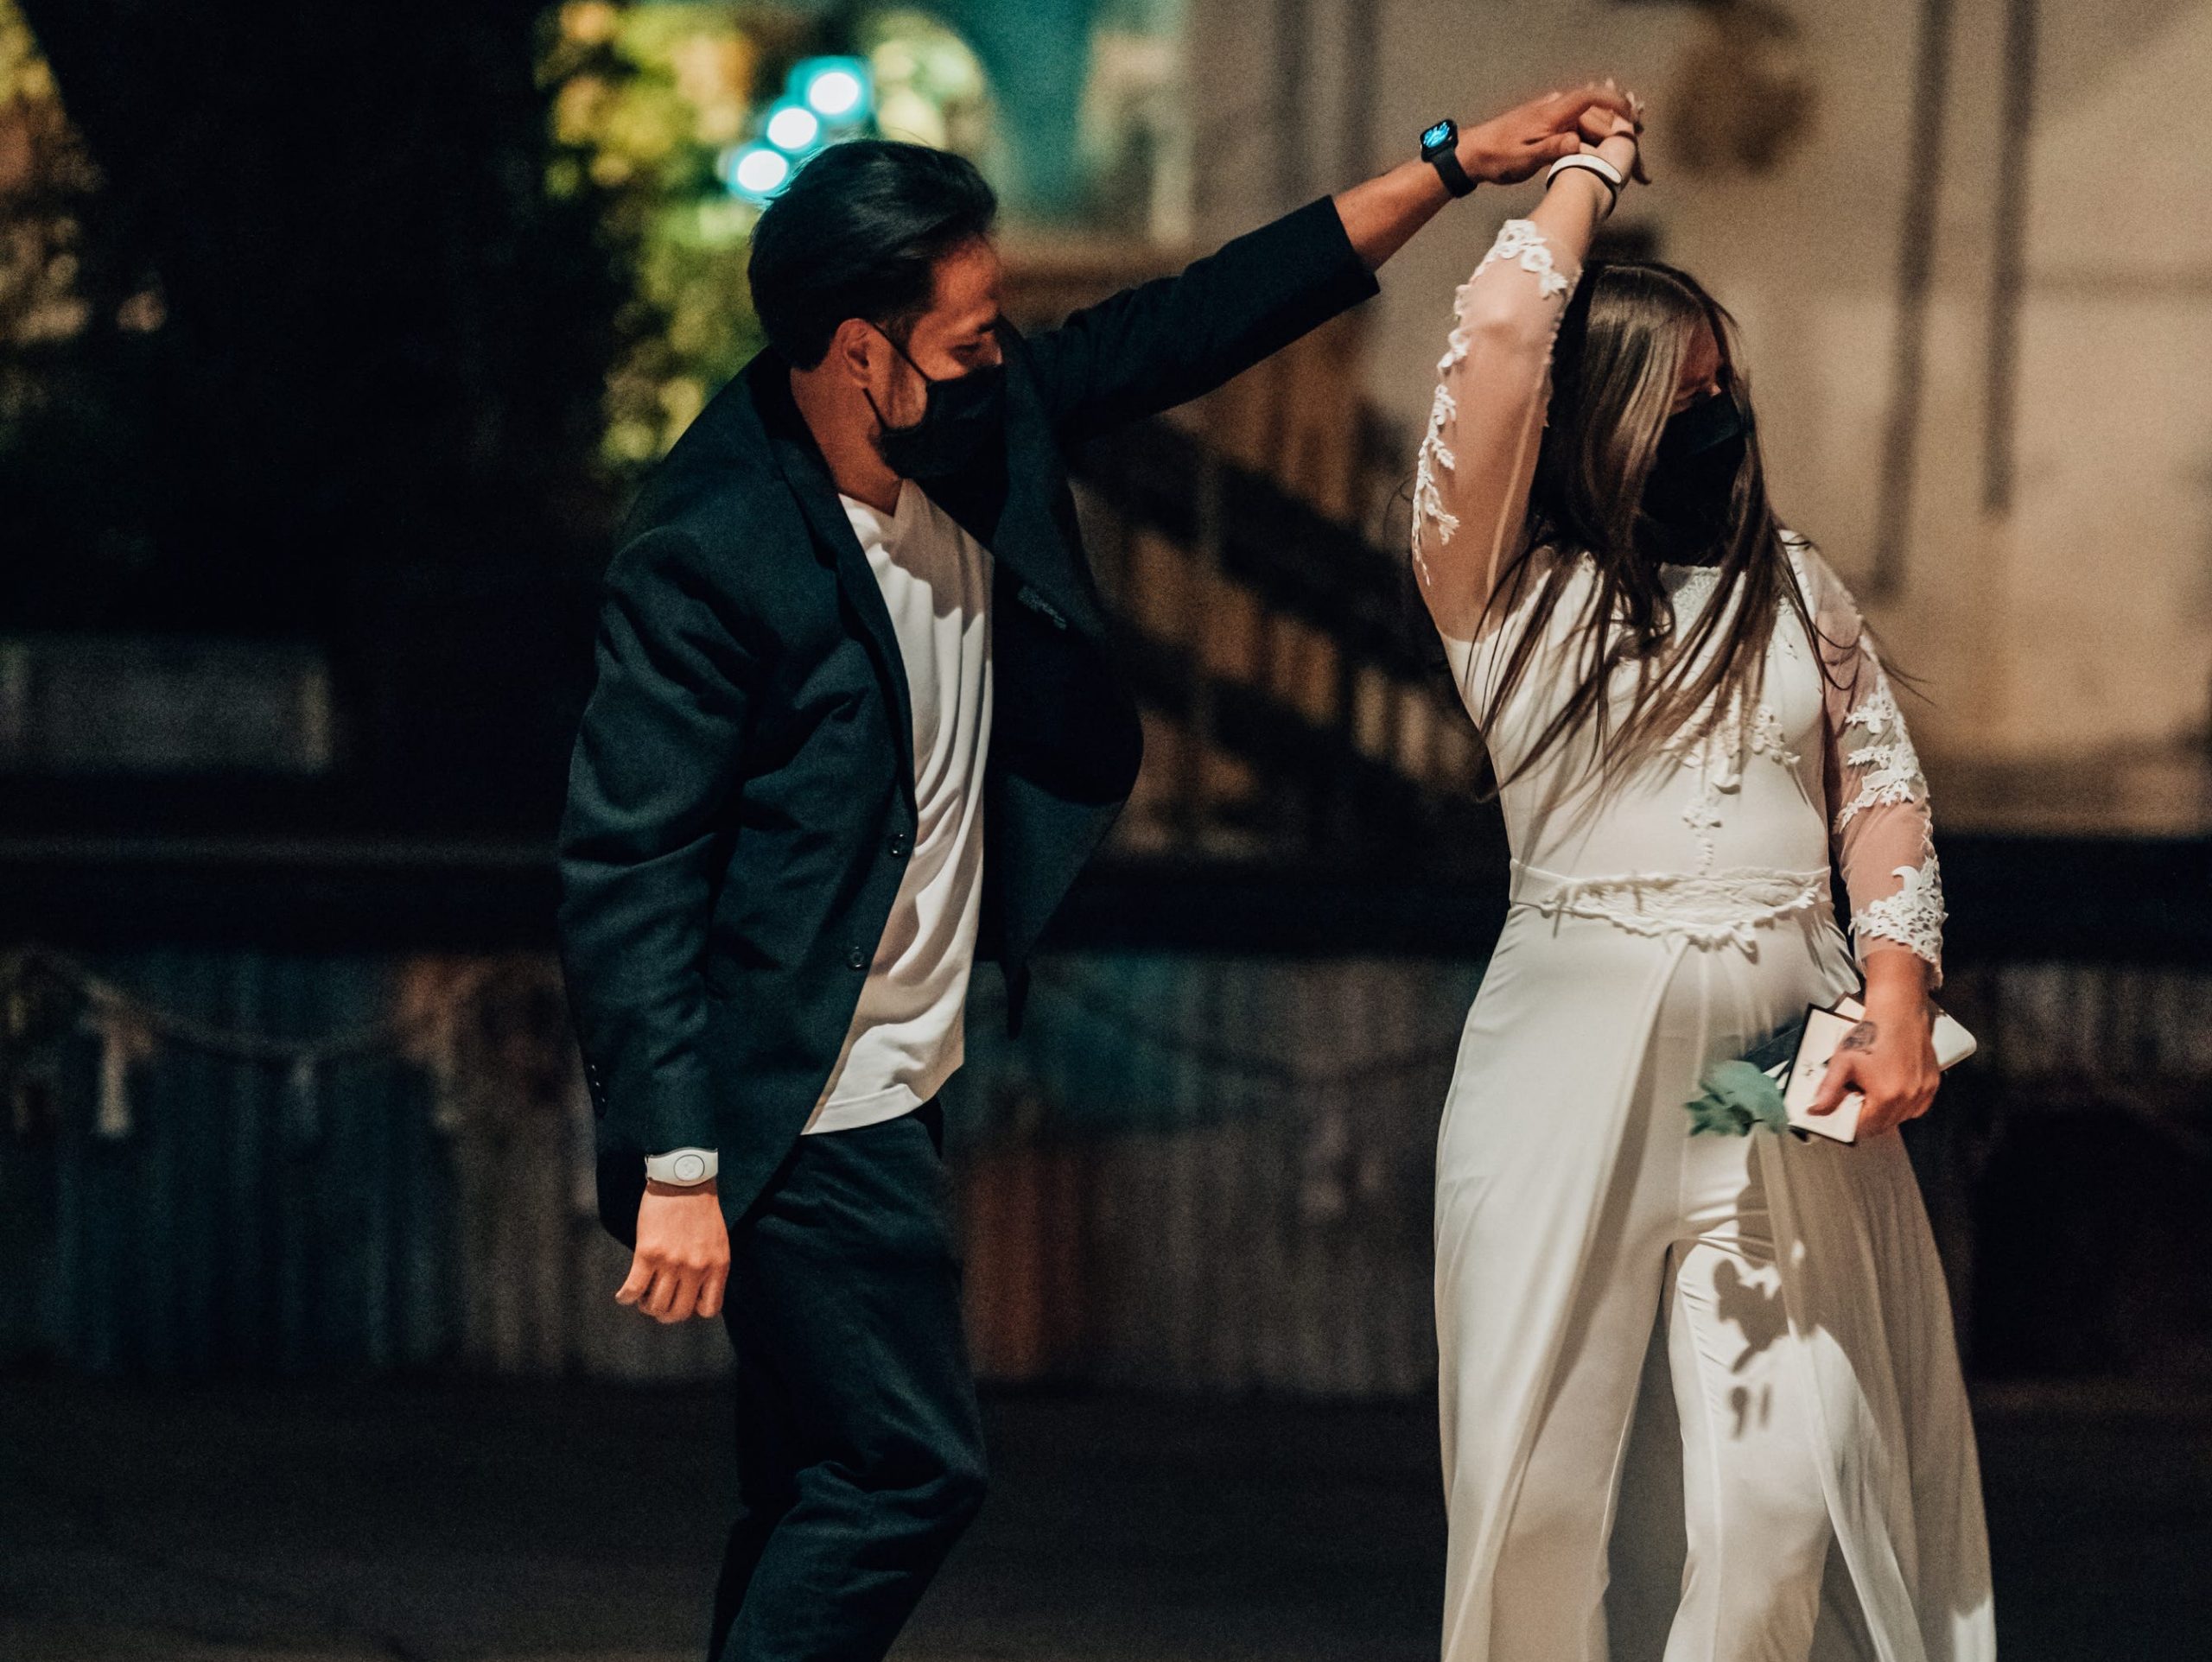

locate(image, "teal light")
[[763, 100, 823, 155], [719, 143, 791, 203], [791, 56, 873, 127]]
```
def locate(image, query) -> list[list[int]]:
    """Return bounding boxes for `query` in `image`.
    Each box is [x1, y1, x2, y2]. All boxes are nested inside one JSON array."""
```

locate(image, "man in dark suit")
[[558, 85, 1628, 1662]]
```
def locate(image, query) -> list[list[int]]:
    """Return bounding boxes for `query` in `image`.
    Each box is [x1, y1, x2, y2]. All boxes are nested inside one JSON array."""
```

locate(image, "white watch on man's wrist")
[[643, 1147, 719, 1186]]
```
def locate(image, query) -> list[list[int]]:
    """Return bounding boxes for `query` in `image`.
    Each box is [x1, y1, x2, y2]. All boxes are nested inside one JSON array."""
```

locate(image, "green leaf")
[[1700, 1058, 1789, 1132], [1685, 1088, 1752, 1136]]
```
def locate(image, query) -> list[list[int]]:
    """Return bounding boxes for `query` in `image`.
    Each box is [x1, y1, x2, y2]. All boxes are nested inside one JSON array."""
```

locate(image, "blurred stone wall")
[[1185, 0, 2212, 832]]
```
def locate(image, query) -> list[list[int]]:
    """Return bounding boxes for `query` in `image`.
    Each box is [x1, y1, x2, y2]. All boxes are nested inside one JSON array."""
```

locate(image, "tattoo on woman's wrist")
[[1840, 1019, 1878, 1053]]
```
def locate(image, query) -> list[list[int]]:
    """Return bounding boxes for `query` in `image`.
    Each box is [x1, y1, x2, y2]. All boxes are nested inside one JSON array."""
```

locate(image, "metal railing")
[[1070, 413, 1499, 874]]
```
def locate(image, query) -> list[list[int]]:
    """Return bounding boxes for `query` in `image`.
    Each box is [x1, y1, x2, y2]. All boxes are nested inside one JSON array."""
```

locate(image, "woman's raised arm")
[[1411, 122, 1640, 644]]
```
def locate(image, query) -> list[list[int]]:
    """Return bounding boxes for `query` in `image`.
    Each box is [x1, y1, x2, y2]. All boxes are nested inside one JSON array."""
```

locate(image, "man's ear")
[[827, 318, 880, 388]]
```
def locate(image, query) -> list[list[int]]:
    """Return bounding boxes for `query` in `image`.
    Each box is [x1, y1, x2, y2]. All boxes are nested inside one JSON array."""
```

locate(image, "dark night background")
[[2, 2, 2208, 1659], [3, 0, 613, 843]]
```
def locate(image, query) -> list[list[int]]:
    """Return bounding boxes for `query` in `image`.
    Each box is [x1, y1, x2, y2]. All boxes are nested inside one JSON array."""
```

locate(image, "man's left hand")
[[617, 1179, 730, 1323]]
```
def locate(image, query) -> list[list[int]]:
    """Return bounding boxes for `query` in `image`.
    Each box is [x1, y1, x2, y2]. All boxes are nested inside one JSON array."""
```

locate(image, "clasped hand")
[[1453, 80, 1646, 187]]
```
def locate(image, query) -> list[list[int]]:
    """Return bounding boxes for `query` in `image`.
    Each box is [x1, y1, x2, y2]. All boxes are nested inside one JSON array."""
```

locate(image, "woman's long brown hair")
[[1469, 261, 1833, 795]]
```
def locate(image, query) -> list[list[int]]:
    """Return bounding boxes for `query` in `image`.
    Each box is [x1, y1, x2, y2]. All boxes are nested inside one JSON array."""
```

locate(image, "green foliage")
[[538, 1, 772, 472], [0, 1, 159, 425], [537, 3, 1001, 475], [1684, 1058, 1789, 1137], [0, 0, 165, 601]]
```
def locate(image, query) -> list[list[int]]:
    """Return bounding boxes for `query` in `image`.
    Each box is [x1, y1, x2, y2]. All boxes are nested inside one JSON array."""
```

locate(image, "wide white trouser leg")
[[1484, 1225, 1665, 1660], [1663, 1124, 1834, 1662], [1481, 948, 1840, 1662], [1485, 1023, 1682, 1662]]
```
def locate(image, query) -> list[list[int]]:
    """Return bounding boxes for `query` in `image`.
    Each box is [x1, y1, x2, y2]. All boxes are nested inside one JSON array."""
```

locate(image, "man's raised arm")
[[1023, 82, 1633, 447]]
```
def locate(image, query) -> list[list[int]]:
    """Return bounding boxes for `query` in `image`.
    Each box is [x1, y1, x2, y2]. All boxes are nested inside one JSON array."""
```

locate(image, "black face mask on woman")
[[863, 327, 1006, 479], [1641, 388, 1749, 561]]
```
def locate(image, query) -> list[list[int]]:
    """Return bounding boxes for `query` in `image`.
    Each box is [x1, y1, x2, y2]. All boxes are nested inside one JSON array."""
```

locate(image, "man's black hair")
[[748, 140, 999, 370]]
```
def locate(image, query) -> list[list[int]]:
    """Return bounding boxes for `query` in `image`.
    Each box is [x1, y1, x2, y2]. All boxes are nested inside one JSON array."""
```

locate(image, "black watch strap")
[[1421, 117, 1477, 199]]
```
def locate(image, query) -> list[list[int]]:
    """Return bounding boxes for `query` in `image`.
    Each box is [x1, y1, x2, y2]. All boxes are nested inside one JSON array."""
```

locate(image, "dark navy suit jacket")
[[557, 196, 1380, 1242]]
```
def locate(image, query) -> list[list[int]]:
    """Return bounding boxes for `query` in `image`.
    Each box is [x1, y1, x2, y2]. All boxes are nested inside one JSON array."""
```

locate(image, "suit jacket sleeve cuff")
[[1301, 193, 1385, 310]]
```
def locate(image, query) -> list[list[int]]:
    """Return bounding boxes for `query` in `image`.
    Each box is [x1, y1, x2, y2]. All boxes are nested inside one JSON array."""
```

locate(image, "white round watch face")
[[671, 1152, 707, 1183]]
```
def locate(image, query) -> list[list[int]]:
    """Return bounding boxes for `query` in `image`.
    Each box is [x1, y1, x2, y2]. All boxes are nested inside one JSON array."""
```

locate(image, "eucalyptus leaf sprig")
[[1682, 1014, 1806, 1137]]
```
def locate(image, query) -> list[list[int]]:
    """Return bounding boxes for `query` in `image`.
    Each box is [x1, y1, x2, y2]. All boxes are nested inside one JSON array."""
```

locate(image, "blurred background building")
[[0, 2, 2208, 1653]]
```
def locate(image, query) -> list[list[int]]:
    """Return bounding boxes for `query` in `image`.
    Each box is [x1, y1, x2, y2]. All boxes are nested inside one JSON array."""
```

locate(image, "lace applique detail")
[[1835, 663, 1927, 829], [1660, 714, 1731, 868], [1853, 853, 1946, 967], [1750, 704, 1799, 769], [1663, 687, 1802, 867], [1515, 862, 1828, 951], [1659, 561, 1721, 614], [1411, 384, 1459, 556], [1476, 219, 1570, 298], [1438, 298, 1472, 375], [1681, 790, 1724, 853], [1413, 222, 1573, 561]]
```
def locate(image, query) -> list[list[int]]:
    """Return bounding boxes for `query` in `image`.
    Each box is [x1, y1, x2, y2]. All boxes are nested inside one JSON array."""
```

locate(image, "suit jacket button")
[[887, 831, 912, 858], [846, 947, 869, 972]]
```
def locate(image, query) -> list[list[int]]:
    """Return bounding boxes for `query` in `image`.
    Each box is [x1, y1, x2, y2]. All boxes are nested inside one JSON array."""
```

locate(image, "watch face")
[[673, 1152, 706, 1183], [1421, 120, 1454, 154]]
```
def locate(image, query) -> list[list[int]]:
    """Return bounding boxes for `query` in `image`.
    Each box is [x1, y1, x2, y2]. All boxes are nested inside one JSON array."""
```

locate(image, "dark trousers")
[[709, 1103, 986, 1662]]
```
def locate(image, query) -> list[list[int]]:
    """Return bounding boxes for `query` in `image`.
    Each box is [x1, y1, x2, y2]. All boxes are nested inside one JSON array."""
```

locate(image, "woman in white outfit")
[[1411, 103, 1994, 1662]]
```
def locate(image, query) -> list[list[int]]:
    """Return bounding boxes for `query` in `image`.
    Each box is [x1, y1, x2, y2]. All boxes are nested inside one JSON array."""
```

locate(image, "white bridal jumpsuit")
[[1413, 220, 1995, 1662]]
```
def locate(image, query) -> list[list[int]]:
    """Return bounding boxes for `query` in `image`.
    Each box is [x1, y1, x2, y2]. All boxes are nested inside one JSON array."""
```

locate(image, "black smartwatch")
[[1421, 117, 1476, 199]]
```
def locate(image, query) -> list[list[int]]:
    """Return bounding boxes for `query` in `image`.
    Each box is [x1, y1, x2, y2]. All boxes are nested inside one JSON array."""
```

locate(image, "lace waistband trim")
[[1509, 862, 1830, 949]]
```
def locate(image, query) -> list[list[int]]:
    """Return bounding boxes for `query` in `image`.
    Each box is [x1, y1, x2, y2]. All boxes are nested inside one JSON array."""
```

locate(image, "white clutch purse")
[[1777, 993, 1977, 1143]]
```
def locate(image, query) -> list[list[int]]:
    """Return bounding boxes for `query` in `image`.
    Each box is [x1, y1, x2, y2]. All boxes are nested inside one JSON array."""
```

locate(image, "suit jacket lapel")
[[741, 340, 1109, 805], [984, 355, 1109, 643], [908, 333, 1108, 645], [748, 356, 918, 802], [927, 454, 1106, 645]]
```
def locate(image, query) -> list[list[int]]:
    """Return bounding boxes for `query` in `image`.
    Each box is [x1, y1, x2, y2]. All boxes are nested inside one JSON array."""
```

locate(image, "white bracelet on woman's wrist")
[[1545, 152, 1626, 213]]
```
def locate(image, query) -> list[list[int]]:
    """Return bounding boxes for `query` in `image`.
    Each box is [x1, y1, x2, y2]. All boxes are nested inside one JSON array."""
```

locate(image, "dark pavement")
[[3, 1377, 2206, 1661]]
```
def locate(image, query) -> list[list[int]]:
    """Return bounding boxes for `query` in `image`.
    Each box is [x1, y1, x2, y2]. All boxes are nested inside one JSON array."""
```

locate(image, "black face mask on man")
[[1640, 388, 1749, 561], [862, 327, 1006, 479]]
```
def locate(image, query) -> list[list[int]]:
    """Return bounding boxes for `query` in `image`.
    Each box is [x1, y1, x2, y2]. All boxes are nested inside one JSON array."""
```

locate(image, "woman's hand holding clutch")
[[1805, 950, 1942, 1139]]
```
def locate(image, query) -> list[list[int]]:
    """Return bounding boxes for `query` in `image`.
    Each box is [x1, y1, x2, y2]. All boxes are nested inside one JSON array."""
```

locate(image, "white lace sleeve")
[[1412, 219, 1580, 650], [1794, 537, 1947, 980]]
